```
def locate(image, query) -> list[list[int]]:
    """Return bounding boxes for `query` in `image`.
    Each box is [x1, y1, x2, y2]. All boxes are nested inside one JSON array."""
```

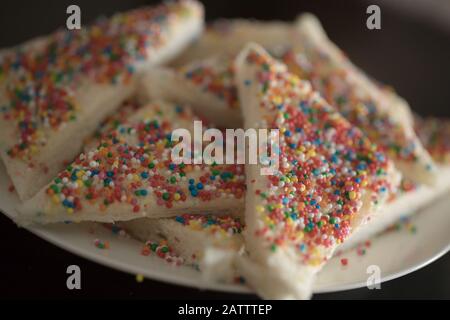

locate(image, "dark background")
[[0, 0, 449, 299]]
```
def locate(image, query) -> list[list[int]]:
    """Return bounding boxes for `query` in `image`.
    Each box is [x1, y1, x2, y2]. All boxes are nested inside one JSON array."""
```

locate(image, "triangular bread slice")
[[18, 101, 245, 224], [172, 19, 292, 67], [342, 115, 450, 250], [414, 115, 450, 165], [119, 214, 244, 283], [0, 0, 204, 200], [169, 14, 437, 185], [139, 56, 242, 128], [234, 44, 400, 299], [287, 14, 436, 185]]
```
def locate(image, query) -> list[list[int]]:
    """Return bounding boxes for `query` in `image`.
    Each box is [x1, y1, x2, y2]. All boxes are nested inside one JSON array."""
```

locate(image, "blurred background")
[[0, 0, 449, 299]]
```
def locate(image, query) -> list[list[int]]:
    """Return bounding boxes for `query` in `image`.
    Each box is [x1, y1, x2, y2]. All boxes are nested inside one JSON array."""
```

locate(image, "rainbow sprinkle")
[[174, 214, 242, 236], [94, 238, 109, 249], [141, 239, 184, 265]]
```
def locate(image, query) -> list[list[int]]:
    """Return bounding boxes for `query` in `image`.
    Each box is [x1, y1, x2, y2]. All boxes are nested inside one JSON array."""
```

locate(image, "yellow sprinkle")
[[307, 149, 316, 157], [91, 26, 102, 38], [273, 96, 282, 105], [66, 208, 74, 214], [349, 191, 357, 200], [173, 193, 181, 201], [30, 145, 38, 155], [51, 195, 60, 204], [135, 274, 144, 283], [309, 258, 322, 266]]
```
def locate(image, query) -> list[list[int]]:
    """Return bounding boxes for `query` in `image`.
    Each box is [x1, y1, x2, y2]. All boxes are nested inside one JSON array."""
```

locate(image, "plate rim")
[[1, 209, 449, 295]]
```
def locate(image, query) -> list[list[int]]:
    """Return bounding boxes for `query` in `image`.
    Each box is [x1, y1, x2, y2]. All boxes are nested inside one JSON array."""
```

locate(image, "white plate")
[[1, 163, 449, 295]]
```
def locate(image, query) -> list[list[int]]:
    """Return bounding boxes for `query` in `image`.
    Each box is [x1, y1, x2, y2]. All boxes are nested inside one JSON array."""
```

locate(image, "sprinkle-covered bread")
[[167, 14, 437, 186], [18, 101, 245, 224], [234, 44, 400, 299], [120, 214, 244, 283], [414, 115, 450, 164], [139, 56, 241, 128], [172, 19, 292, 67], [286, 14, 436, 185], [0, 0, 204, 200]]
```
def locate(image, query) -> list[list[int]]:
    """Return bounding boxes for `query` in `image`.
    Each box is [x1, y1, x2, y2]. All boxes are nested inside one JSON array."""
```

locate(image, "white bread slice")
[[174, 16, 435, 185], [139, 56, 242, 128], [341, 115, 450, 249], [340, 170, 450, 251], [119, 214, 244, 283], [414, 116, 450, 165], [18, 101, 245, 224], [172, 19, 292, 67], [234, 44, 400, 299], [289, 14, 436, 185], [0, 0, 204, 201]]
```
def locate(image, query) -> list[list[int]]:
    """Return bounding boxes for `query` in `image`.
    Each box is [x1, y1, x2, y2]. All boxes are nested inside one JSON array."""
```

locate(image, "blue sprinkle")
[[357, 163, 367, 170], [175, 216, 185, 224], [63, 199, 73, 208], [331, 155, 338, 163]]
